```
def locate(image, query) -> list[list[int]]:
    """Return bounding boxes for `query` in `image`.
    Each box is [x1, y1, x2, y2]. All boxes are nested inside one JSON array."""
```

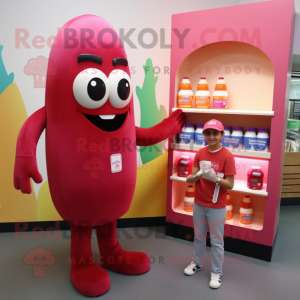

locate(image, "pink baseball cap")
[[203, 119, 224, 132]]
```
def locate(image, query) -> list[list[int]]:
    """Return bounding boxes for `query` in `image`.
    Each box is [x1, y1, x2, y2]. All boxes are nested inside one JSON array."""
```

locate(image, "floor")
[[1, 205, 300, 300]]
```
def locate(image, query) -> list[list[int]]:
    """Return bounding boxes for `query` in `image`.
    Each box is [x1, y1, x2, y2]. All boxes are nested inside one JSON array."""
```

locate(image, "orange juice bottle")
[[226, 193, 233, 220], [239, 195, 253, 224], [183, 185, 195, 212], [213, 77, 228, 109], [178, 77, 193, 108], [195, 77, 210, 109]]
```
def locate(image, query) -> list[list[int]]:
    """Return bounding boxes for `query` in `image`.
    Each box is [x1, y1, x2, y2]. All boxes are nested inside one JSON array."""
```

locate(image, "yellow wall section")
[[0, 83, 37, 222], [121, 152, 168, 219]]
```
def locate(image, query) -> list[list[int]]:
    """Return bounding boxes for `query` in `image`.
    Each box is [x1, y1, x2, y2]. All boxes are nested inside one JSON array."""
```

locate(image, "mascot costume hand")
[[13, 15, 186, 297]]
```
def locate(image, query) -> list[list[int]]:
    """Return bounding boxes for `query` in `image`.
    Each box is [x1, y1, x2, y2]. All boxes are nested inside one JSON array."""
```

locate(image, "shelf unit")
[[166, 0, 295, 262]]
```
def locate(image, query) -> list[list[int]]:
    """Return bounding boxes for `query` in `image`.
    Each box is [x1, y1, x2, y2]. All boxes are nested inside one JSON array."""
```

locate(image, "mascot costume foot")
[[14, 15, 186, 297]]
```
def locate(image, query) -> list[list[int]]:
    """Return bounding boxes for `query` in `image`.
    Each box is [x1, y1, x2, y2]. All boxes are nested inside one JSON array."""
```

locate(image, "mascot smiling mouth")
[[83, 112, 127, 132]]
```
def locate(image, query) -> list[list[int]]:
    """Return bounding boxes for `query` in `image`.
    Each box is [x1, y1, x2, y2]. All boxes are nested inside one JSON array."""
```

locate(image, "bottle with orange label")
[[183, 184, 195, 212], [239, 195, 253, 224], [213, 77, 228, 109], [184, 185, 195, 212], [195, 77, 210, 109], [178, 77, 193, 108], [226, 193, 233, 220]]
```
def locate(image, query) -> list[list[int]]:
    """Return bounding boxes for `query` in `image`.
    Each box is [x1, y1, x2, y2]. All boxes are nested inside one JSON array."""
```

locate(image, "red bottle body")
[[247, 166, 264, 190], [178, 156, 192, 177]]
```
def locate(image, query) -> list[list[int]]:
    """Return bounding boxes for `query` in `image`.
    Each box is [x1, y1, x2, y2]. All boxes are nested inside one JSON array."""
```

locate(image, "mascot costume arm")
[[13, 106, 46, 194], [135, 109, 186, 146]]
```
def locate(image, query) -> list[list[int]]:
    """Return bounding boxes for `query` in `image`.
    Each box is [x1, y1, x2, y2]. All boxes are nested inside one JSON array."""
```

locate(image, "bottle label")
[[179, 132, 195, 144], [197, 84, 208, 90], [221, 135, 231, 147], [195, 133, 205, 146], [231, 136, 243, 149], [179, 166, 188, 170], [213, 96, 228, 109], [248, 181, 262, 186], [251, 172, 261, 177], [184, 204, 193, 212], [184, 202, 194, 208], [255, 137, 269, 151], [180, 83, 192, 90], [178, 165, 189, 177], [178, 95, 193, 108], [247, 177, 263, 189], [244, 137, 257, 151], [240, 214, 253, 224], [195, 96, 210, 108], [215, 84, 227, 90]]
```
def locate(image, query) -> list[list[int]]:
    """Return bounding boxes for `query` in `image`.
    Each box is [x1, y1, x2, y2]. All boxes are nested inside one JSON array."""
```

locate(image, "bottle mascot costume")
[[13, 15, 186, 296]]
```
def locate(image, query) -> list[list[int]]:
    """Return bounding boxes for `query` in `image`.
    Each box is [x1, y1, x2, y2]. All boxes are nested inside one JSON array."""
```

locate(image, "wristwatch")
[[215, 178, 221, 186]]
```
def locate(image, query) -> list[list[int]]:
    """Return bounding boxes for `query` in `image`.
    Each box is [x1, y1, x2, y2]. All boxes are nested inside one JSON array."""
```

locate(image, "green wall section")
[[136, 58, 167, 164], [0, 45, 14, 95]]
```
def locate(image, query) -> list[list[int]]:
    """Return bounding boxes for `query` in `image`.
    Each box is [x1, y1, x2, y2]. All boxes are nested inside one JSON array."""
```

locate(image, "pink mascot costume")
[[13, 15, 186, 296]]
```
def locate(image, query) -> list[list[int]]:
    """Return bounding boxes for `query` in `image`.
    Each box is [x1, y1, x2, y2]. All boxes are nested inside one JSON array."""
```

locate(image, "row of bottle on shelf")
[[177, 155, 265, 190], [179, 124, 270, 152], [183, 187, 254, 224], [178, 76, 228, 109]]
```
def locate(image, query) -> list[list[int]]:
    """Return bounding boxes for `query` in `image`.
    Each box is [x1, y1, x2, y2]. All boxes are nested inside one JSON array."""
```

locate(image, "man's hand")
[[186, 169, 203, 184], [202, 168, 219, 183]]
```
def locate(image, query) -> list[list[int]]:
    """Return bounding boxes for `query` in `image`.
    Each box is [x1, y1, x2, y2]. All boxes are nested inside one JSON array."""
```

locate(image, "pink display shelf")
[[166, 0, 295, 261]]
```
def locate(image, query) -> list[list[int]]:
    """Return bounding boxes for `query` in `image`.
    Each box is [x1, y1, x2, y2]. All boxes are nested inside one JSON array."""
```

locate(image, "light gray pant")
[[193, 202, 226, 275]]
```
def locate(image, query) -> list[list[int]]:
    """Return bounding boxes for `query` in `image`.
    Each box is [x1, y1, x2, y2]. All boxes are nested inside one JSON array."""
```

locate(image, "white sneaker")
[[209, 272, 221, 289], [184, 262, 202, 276]]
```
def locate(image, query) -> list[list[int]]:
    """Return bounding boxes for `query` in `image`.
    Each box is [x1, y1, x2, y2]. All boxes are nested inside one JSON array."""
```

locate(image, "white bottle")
[[195, 77, 210, 109], [239, 195, 254, 225], [213, 77, 228, 109], [256, 129, 269, 152], [231, 127, 244, 151], [179, 123, 195, 145], [195, 125, 205, 146], [178, 77, 193, 108], [184, 185, 195, 213], [221, 126, 231, 148], [244, 128, 257, 151]]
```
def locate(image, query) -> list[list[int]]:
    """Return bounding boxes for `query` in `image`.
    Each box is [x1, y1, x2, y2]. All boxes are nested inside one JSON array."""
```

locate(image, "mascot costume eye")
[[13, 15, 186, 297]]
